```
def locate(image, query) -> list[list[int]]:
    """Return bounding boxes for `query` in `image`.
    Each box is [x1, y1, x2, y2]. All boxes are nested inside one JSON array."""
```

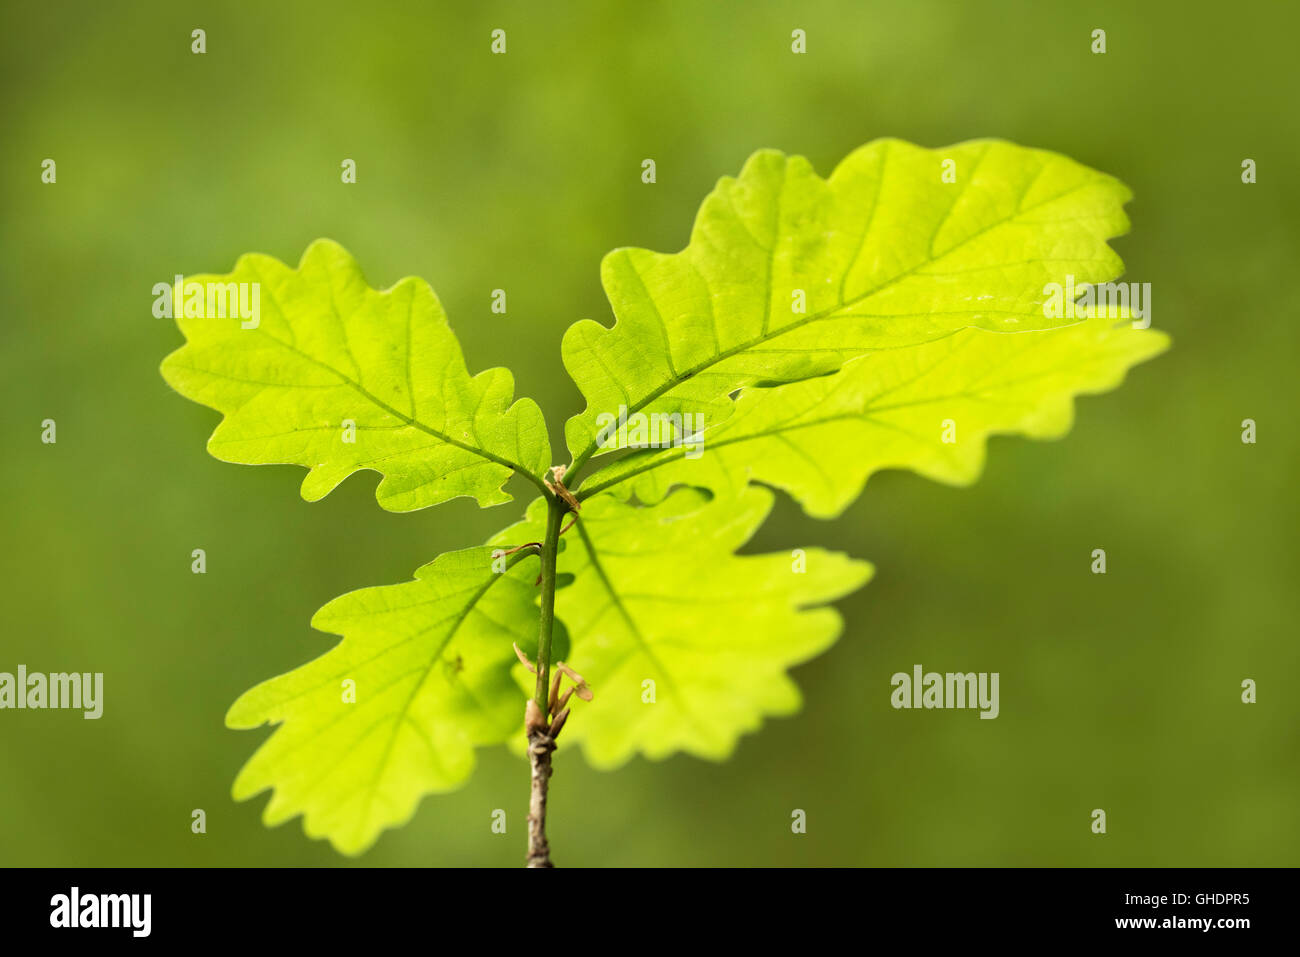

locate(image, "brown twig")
[[525, 699, 555, 867], [518, 626, 593, 867]]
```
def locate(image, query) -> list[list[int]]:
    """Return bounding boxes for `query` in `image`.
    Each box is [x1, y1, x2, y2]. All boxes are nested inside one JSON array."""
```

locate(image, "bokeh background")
[[2, 0, 1297, 867]]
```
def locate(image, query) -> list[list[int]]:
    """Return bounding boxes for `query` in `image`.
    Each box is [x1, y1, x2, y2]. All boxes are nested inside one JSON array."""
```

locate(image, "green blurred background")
[[2, 0, 1296, 867]]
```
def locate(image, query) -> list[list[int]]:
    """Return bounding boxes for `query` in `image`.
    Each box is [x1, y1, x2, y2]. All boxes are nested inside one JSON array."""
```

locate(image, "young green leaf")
[[226, 545, 556, 855], [578, 315, 1169, 517], [508, 488, 872, 768], [161, 239, 551, 511], [562, 138, 1132, 470]]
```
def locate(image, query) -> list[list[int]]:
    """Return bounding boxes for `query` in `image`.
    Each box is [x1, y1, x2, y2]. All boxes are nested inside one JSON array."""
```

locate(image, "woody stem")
[[526, 495, 566, 868]]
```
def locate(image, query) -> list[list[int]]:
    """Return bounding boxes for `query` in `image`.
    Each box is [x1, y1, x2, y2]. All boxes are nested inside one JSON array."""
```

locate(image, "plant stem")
[[526, 495, 566, 868]]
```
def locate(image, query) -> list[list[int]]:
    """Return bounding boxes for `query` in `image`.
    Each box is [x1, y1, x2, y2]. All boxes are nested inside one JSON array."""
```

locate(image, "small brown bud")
[[525, 698, 547, 734]]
